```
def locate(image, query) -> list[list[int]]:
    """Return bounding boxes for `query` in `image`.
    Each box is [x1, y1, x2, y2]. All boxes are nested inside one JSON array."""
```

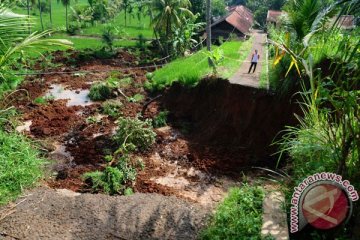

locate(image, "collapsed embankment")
[[163, 78, 299, 170]]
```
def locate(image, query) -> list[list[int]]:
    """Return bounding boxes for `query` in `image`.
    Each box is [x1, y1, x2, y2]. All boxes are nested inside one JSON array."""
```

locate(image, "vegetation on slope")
[[148, 39, 253, 90], [0, 130, 44, 205], [201, 185, 265, 240]]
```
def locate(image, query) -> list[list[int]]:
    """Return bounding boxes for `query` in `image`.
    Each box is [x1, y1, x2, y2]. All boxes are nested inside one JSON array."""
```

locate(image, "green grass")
[[150, 40, 253, 90], [259, 45, 269, 89], [14, 1, 153, 39], [200, 185, 265, 240], [14, 0, 89, 31], [80, 11, 153, 39], [49, 34, 137, 49], [0, 130, 44, 205]]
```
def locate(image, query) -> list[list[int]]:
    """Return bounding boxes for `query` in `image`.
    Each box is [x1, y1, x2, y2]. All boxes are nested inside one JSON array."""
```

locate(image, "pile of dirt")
[[163, 78, 300, 170], [24, 100, 83, 137], [0, 187, 209, 240]]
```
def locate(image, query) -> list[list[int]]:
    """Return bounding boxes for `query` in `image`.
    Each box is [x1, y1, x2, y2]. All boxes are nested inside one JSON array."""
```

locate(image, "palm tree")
[[122, 0, 133, 27], [0, 4, 72, 84], [284, 0, 323, 40], [150, 0, 193, 53], [38, 0, 44, 31], [49, 0, 53, 27], [58, 0, 72, 31]]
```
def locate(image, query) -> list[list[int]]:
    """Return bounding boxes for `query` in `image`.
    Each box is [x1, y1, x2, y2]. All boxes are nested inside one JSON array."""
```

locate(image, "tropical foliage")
[[270, 0, 360, 238]]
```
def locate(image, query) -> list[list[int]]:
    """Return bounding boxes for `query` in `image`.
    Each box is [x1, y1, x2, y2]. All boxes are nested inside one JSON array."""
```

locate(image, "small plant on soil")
[[88, 83, 112, 101], [113, 117, 156, 152], [152, 111, 169, 128], [101, 100, 123, 118], [33, 95, 54, 105], [117, 77, 133, 88], [83, 155, 137, 195], [127, 93, 144, 103], [86, 116, 99, 124]]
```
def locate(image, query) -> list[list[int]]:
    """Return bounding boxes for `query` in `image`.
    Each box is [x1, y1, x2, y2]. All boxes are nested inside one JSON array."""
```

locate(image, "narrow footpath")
[[229, 30, 267, 88]]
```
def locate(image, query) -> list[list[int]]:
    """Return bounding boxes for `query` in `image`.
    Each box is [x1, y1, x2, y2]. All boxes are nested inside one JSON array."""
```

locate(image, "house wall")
[[211, 22, 245, 41]]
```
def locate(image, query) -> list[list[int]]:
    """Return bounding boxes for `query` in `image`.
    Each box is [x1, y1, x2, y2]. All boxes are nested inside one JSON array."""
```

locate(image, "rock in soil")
[[0, 187, 209, 240]]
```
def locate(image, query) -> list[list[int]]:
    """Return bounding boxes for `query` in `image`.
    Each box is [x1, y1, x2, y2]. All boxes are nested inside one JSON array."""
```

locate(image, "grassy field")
[[49, 34, 137, 49], [14, 0, 153, 39], [149, 39, 253, 90]]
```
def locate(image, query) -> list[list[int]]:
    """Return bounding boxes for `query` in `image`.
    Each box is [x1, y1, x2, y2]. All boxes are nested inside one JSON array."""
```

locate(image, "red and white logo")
[[302, 183, 350, 230]]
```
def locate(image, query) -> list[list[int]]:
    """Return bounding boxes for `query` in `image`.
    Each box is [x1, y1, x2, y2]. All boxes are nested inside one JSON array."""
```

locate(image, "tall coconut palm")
[[0, 3, 72, 84], [38, 0, 44, 31], [150, 0, 193, 54], [49, 0, 53, 27], [57, 0, 72, 31], [122, 0, 133, 27]]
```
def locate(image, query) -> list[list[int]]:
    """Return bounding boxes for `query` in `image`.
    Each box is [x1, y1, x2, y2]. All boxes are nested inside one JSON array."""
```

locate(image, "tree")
[[49, 0, 53, 27], [121, 0, 133, 27], [150, 0, 193, 55], [284, 0, 323, 39], [58, 0, 73, 31], [212, 0, 226, 17], [190, 0, 205, 21], [38, 0, 44, 31]]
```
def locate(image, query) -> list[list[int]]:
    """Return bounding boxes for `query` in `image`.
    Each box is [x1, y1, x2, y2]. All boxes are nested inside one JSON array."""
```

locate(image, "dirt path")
[[229, 30, 267, 88], [0, 188, 209, 240]]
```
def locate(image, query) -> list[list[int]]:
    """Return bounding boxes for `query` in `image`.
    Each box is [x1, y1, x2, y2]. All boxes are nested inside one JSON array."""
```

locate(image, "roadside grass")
[[150, 40, 253, 90], [14, 1, 153, 39], [0, 129, 45, 205], [219, 37, 253, 79], [259, 45, 269, 89], [200, 185, 265, 240]]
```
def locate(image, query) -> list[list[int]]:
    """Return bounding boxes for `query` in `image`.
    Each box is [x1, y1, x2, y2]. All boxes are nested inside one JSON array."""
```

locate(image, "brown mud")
[[8, 49, 298, 208]]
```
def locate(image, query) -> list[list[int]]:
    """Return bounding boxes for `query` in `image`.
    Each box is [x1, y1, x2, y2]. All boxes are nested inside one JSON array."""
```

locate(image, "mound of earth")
[[0, 188, 209, 240]]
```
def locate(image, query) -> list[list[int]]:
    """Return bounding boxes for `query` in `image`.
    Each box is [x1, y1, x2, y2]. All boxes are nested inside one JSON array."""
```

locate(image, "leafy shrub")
[[117, 77, 133, 88], [83, 155, 136, 195], [153, 111, 169, 128], [146, 72, 154, 80], [113, 117, 156, 151], [127, 93, 144, 103], [34, 95, 54, 105], [200, 185, 265, 240], [101, 99, 123, 118], [89, 82, 112, 101], [136, 34, 146, 50], [0, 130, 44, 205], [102, 25, 116, 50], [67, 22, 81, 35]]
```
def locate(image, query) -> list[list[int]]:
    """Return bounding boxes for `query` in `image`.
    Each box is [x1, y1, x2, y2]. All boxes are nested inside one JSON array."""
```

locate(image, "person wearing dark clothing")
[[248, 50, 260, 73]]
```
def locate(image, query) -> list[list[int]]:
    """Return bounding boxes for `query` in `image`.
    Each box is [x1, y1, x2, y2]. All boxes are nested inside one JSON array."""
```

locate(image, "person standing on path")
[[248, 50, 260, 73]]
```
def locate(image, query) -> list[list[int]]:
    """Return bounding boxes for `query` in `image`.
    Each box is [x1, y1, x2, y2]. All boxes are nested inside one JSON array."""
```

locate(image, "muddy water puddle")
[[46, 84, 93, 107]]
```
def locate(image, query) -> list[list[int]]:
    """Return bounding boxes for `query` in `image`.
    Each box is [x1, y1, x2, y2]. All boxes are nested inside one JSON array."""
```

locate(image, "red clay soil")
[[10, 48, 299, 199], [24, 100, 83, 137]]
